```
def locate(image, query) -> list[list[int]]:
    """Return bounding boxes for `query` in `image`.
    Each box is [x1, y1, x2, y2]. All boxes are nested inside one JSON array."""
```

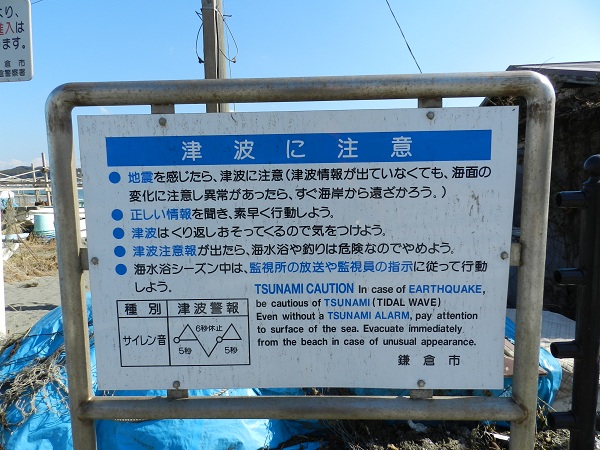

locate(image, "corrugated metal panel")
[[507, 62, 600, 86]]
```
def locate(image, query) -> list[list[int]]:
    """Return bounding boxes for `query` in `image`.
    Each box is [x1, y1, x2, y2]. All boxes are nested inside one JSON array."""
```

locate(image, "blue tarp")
[[0, 297, 322, 450], [0, 196, 17, 210], [0, 299, 562, 449], [504, 316, 563, 409]]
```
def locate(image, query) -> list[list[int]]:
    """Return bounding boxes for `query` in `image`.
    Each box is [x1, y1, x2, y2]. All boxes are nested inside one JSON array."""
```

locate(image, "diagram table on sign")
[[117, 298, 250, 367]]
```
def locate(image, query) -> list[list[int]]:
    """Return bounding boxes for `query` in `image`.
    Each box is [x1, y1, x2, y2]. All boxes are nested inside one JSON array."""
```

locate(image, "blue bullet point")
[[109, 172, 121, 184], [112, 209, 124, 221]]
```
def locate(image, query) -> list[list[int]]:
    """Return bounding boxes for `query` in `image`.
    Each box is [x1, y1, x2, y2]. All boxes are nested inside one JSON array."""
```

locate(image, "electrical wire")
[[217, 11, 239, 64], [224, 14, 236, 111], [195, 11, 204, 64], [226, 26, 233, 78], [384, 0, 423, 74], [195, 8, 238, 67]]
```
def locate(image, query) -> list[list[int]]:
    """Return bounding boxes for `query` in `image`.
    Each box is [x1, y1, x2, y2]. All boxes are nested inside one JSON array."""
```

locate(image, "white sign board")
[[79, 107, 518, 391], [0, 0, 32, 82]]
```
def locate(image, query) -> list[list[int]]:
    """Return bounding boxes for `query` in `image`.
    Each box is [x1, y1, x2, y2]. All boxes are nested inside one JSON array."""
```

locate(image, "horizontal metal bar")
[[47, 71, 553, 112], [80, 395, 525, 422], [553, 268, 586, 285]]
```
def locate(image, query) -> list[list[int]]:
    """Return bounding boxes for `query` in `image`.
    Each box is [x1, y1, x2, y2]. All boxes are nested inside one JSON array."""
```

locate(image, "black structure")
[[549, 154, 600, 449]]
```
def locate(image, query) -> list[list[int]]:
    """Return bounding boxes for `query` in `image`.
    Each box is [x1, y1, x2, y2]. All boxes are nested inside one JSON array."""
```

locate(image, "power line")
[[218, 12, 238, 64], [384, 0, 423, 74], [195, 11, 205, 64], [195, 10, 238, 65]]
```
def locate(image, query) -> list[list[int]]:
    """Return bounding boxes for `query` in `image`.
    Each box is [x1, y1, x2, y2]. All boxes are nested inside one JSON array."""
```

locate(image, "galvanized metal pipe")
[[47, 72, 551, 108], [46, 94, 95, 449], [510, 74, 555, 450], [46, 71, 555, 450], [80, 395, 525, 422]]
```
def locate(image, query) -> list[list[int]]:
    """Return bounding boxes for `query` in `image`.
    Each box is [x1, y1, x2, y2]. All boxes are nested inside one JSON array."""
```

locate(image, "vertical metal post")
[[46, 96, 97, 450], [509, 78, 555, 450], [150, 104, 175, 115], [31, 163, 40, 203], [150, 102, 192, 401], [215, 0, 228, 88], [409, 96, 442, 400], [417, 98, 442, 108], [42, 152, 52, 206], [0, 207, 5, 336], [549, 154, 600, 450], [201, 0, 229, 113]]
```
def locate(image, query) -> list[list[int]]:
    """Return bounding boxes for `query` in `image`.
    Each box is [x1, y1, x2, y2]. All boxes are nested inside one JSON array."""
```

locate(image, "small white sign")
[[79, 107, 518, 391], [0, 0, 32, 82]]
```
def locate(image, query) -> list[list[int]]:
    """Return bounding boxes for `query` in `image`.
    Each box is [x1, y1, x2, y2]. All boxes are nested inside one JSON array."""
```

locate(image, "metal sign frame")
[[46, 72, 555, 450]]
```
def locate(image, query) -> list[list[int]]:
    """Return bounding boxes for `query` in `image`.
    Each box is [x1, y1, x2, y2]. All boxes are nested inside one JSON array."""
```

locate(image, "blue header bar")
[[106, 130, 491, 167]]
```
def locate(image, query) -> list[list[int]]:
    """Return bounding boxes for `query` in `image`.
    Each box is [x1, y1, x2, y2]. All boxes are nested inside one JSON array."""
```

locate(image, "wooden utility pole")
[[41, 152, 52, 206], [201, 0, 229, 112]]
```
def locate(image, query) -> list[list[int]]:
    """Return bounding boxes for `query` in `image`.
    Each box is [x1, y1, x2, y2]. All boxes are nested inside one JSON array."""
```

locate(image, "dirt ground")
[[312, 420, 571, 450]]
